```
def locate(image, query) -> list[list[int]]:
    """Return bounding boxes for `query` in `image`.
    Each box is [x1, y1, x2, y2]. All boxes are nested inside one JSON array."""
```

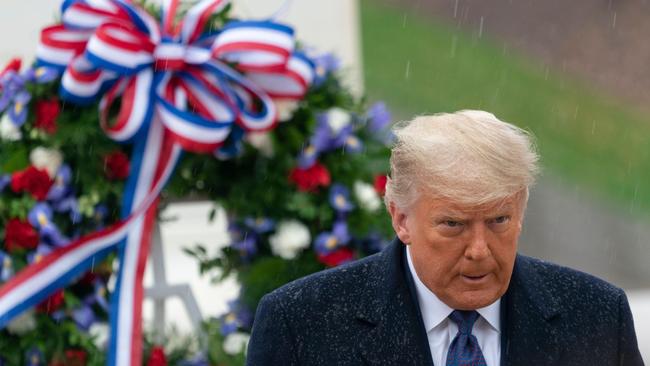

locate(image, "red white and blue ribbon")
[[0, 0, 315, 364]]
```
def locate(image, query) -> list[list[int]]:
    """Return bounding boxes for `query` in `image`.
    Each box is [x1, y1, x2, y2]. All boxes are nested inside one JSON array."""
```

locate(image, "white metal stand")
[[144, 223, 205, 344]]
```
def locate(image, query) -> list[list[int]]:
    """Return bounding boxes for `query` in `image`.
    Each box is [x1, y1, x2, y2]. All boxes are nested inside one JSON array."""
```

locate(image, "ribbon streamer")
[[0, 0, 315, 364]]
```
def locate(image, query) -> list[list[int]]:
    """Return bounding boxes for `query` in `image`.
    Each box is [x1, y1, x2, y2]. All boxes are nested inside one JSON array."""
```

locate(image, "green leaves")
[[0, 144, 29, 173]]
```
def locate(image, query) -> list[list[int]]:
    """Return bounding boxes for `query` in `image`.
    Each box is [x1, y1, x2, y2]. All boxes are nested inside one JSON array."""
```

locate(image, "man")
[[246, 110, 644, 365]]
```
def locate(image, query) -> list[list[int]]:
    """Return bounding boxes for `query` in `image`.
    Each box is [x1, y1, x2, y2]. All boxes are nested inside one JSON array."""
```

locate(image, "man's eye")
[[444, 220, 462, 227], [493, 216, 510, 224]]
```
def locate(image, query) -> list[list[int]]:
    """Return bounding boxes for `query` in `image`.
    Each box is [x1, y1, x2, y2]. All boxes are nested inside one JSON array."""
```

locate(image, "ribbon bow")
[[0, 1, 314, 365], [38, 0, 313, 152]]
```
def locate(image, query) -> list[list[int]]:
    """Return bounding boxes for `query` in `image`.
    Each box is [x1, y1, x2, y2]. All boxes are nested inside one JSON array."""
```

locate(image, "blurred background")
[[1, 0, 648, 360]]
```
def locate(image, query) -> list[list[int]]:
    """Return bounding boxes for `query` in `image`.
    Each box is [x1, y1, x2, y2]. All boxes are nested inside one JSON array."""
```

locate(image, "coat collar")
[[356, 238, 434, 366], [355, 239, 565, 366], [501, 254, 564, 365]]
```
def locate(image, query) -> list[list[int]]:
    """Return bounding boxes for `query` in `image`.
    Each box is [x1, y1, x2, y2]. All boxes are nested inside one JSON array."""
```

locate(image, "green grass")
[[360, 0, 650, 214]]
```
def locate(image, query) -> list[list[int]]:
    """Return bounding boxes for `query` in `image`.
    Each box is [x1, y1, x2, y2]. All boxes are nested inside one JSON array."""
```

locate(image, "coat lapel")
[[356, 240, 434, 366], [355, 244, 566, 365], [502, 255, 564, 365]]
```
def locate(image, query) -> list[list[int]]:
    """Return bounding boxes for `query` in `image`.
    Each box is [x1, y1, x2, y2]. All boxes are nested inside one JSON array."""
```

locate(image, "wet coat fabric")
[[246, 238, 644, 366]]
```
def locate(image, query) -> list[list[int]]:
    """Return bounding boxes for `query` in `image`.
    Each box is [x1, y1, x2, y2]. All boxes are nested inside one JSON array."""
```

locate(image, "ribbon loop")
[[214, 21, 295, 72]]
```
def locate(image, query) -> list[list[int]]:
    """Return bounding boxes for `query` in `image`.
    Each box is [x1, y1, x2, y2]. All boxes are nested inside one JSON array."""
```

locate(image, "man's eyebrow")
[[434, 203, 515, 218], [434, 210, 468, 218]]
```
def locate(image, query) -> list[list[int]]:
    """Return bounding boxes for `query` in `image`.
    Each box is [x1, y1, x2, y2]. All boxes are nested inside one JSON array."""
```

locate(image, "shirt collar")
[[406, 246, 501, 333]]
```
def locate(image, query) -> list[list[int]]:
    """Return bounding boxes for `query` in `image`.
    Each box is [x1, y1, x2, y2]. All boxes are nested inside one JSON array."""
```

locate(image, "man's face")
[[389, 191, 524, 310]]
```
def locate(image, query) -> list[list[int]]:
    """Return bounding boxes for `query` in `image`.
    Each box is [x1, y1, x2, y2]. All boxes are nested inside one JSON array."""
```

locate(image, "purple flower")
[[71, 305, 96, 331], [243, 217, 275, 234], [180, 354, 210, 366], [343, 134, 363, 153], [46, 165, 72, 202], [51, 310, 66, 322], [0, 174, 10, 191], [0, 250, 14, 281], [0, 66, 56, 128], [27, 244, 53, 264], [0, 71, 23, 111], [93, 204, 109, 229], [365, 102, 395, 145], [28, 203, 53, 229], [297, 109, 363, 168], [220, 301, 253, 335], [314, 220, 351, 255], [297, 144, 320, 169], [8, 90, 30, 127], [46, 165, 85, 225], [25, 66, 58, 84], [366, 102, 392, 133], [311, 52, 341, 85], [85, 279, 110, 312], [228, 223, 258, 259], [329, 184, 354, 213], [25, 347, 44, 366], [28, 203, 69, 247], [52, 196, 82, 224]]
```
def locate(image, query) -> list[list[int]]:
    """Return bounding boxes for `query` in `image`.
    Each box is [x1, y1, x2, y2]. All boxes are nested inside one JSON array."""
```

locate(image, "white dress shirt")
[[406, 247, 501, 366]]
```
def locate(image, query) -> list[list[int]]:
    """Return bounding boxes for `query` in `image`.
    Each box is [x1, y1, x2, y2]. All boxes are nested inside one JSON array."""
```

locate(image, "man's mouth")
[[461, 273, 489, 283]]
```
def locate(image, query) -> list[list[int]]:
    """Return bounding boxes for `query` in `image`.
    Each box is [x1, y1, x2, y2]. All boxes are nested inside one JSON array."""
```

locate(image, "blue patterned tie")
[[445, 310, 488, 366]]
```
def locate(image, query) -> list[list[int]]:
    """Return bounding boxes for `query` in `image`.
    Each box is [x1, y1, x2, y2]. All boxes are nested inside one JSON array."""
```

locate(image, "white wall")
[[0, 1, 59, 65]]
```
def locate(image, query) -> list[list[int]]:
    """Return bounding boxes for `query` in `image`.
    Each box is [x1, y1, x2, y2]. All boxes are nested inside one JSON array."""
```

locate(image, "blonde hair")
[[385, 110, 539, 210]]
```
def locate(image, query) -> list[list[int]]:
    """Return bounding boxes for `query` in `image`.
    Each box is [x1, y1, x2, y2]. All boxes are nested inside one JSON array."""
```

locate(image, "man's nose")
[[465, 223, 490, 260]]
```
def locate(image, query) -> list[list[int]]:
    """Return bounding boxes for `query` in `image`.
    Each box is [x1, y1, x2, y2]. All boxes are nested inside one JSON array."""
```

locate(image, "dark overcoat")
[[247, 239, 644, 365]]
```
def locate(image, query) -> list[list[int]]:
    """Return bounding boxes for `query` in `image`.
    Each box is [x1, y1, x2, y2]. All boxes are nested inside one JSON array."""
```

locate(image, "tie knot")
[[449, 310, 479, 335]]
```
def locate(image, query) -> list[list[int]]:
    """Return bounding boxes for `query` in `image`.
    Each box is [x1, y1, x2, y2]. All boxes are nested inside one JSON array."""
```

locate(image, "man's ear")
[[388, 201, 411, 244]]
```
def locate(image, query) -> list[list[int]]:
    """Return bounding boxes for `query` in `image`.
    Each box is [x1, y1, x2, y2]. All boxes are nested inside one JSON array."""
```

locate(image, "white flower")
[[326, 107, 351, 134], [30, 147, 63, 178], [89, 322, 110, 350], [274, 100, 299, 122], [246, 132, 274, 157], [268, 220, 311, 259], [354, 181, 382, 212], [223, 332, 250, 355], [0, 113, 22, 141], [6, 309, 36, 335]]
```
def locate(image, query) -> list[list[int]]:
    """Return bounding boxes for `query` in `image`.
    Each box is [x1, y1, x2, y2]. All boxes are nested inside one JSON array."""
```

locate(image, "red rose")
[[10, 166, 53, 201], [37, 289, 65, 314], [34, 98, 61, 134], [289, 162, 331, 192], [147, 347, 167, 366], [103, 151, 130, 180], [373, 175, 388, 196], [317, 247, 355, 267], [4, 218, 39, 252], [64, 349, 87, 366]]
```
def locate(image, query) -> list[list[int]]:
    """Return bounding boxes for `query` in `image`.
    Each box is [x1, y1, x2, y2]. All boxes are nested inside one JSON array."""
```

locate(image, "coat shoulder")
[[263, 251, 386, 310], [516, 254, 625, 308]]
